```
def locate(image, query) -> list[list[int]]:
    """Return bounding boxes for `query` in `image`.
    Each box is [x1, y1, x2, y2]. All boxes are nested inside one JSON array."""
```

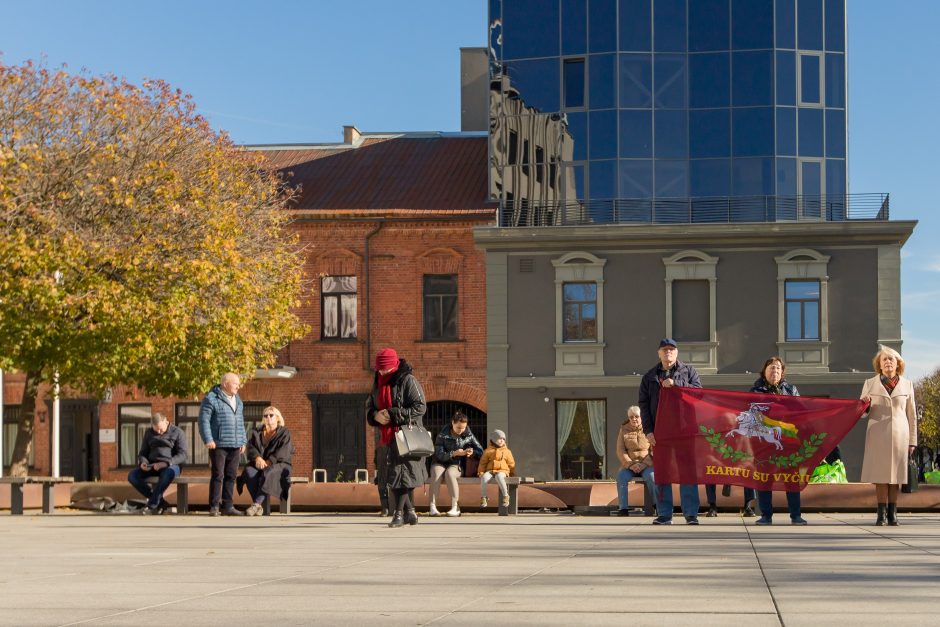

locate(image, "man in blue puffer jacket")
[[199, 372, 247, 516]]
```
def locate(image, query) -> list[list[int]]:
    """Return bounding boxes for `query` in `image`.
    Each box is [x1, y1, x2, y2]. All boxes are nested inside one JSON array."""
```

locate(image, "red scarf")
[[376, 368, 398, 446], [881, 375, 899, 394]]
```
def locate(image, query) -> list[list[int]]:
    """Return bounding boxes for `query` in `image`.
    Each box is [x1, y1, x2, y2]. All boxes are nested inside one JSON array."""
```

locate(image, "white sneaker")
[[429, 504, 441, 517], [446, 505, 461, 517], [480, 497, 488, 508]]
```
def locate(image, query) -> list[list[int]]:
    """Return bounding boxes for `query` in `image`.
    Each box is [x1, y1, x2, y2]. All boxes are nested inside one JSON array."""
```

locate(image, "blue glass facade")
[[489, 0, 847, 223]]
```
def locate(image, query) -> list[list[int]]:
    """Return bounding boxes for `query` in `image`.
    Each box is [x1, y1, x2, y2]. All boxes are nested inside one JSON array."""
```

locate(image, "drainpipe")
[[363, 221, 385, 370]]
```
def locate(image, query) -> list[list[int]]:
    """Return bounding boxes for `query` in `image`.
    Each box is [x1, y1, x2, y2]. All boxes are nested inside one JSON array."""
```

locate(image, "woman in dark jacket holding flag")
[[751, 356, 807, 525], [366, 348, 429, 528]]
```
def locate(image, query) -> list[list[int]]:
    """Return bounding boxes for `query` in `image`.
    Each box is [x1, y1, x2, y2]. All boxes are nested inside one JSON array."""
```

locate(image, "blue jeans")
[[656, 483, 700, 520], [128, 465, 181, 508], [757, 490, 801, 520], [616, 467, 655, 510], [705, 484, 756, 506]]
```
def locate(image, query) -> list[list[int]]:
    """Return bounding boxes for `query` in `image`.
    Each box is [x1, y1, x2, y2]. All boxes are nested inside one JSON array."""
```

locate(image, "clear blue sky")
[[2, 1, 937, 378]]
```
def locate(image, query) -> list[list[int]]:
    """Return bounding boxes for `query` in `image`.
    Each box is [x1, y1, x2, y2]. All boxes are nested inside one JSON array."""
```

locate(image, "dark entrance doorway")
[[309, 394, 367, 482], [47, 398, 98, 481], [424, 401, 487, 443]]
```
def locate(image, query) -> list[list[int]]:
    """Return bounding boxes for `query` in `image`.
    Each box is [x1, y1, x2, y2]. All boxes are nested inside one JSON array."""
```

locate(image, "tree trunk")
[[9, 371, 41, 478]]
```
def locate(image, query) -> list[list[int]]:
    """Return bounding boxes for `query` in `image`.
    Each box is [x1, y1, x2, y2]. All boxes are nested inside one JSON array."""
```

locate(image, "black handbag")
[[395, 421, 434, 459], [902, 454, 920, 494]]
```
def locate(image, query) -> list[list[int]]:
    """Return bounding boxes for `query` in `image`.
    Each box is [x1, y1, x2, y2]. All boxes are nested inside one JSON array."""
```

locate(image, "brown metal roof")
[[255, 135, 495, 213]]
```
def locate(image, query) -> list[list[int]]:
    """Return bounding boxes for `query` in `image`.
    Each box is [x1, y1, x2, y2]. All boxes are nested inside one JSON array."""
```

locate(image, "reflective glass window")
[[619, 53, 653, 107], [776, 157, 797, 195], [826, 158, 846, 198], [776, 51, 796, 106], [690, 109, 730, 157], [590, 109, 618, 159], [776, 107, 797, 156], [732, 51, 773, 106], [825, 109, 845, 158], [654, 0, 686, 52], [800, 160, 822, 196], [566, 111, 589, 160], [690, 53, 730, 108], [490, 0, 504, 59], [564, 58, 586, 108], [590, 159, 618, 198], [619, 0, 652, 51], [619, 110, 653, 157], [798, 0, 823, 50], [503, 0, 560, 59], [564, 163, 587, 199], [785, 280, 820, 340], [825, 0, 845, 51], [562, 0, 588, 55], [798, 108, 823, 157], [776, 0, 795, 49], [825, 53, 845, 108], [732, 0, 773, 50], [655, 110, 688, 158], [732, 157, 774, 195], [689, 0, 729, 52], [589, 0, 617, 52], [563, 282, 598, 341], [423, 275, 458, 341], [620, 160, 654, 197], [654, 54, 687, 108], [690, 158, 731, 197], [655, 159, 689, 197], [506, 59, 561, 113], [589, 54, 616, 109], [732, 107, 774, 156], [799, 54, 821, 105]]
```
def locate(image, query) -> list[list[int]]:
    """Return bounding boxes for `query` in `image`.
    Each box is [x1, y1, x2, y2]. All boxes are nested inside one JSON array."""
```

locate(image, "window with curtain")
[[321, 276, 357, 339], [556, 399, 606, 479], [423, 274, 458, 341], [2, 405, 34, 468], [118, 404, 152, 466]]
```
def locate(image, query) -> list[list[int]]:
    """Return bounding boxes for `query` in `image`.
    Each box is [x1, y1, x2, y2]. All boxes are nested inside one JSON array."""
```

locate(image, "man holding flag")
[[639, 338, 703, 525]]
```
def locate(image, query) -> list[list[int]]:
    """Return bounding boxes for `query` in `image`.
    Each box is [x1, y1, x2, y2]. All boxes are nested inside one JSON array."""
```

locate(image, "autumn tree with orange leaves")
[[0, 62, 308, 476]]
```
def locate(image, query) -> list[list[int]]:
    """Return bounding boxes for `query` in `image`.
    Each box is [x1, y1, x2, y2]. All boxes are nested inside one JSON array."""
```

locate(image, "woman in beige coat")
[[860, 346, 917, 526]]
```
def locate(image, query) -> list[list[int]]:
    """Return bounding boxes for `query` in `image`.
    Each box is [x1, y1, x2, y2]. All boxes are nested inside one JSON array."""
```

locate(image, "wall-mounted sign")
[[99, 429, 116, 443]]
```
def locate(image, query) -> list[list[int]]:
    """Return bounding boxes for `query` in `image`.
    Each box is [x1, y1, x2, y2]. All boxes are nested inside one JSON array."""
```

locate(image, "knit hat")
[[374, 348, 400, 371], [491, 429, 506, 441]]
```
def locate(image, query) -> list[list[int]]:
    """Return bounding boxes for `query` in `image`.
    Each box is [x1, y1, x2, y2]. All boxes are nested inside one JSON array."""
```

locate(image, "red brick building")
[[1, 129, 494, 482]]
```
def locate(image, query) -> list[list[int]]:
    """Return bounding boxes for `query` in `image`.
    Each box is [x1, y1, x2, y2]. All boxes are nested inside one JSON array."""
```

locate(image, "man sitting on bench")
[[127, 412, 188, 514]]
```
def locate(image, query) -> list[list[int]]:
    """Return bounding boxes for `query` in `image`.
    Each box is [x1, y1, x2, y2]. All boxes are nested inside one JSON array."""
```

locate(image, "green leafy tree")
[[0, 62, 309, 476], [914, 367, 940, 449]]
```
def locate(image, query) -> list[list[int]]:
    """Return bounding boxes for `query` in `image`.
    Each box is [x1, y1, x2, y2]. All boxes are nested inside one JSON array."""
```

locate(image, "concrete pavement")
[[1, 511, 938, 626]]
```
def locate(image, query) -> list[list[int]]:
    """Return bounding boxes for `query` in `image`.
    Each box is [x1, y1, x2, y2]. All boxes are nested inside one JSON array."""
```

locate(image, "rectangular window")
[[672, 280, 710, 341], [177, 402, 268, 465], [785, 280, 821, 340], [798, 53, 823, 106], [118, 404, 152, 467], [563, 58, 586, 108], [522, 139, 530, 175], [563, 282, 597, 342], [321, 276, 357, 339], [535, 147, 545, 183], [2, 405, 34, 468], [557, 399, 606, 479], [423, 274, 458, 341]]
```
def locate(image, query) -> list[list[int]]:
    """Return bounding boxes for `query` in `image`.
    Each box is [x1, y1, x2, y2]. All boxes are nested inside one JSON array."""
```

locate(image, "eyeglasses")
[[262, 413, 277, 418]]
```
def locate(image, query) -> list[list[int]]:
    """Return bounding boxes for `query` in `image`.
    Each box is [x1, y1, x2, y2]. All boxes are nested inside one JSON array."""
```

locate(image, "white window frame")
[[775, 249, 831, 373], [797, 52, 824, 108], [553, 252, 606, 376], [663, 250, 719, 374]]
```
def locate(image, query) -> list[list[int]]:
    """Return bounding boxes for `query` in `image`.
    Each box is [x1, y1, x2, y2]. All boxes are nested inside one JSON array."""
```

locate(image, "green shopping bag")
[[924, 470, 940, 485], [810, 459, 848, 484]]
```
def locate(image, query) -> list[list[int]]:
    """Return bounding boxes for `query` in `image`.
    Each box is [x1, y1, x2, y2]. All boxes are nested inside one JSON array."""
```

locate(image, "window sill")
[[417, 339, 465, 344], [319, 338, 360, 343]]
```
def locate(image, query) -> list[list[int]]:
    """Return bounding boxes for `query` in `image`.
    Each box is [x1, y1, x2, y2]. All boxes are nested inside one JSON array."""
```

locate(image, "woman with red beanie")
[[366, 348, 429, 527]]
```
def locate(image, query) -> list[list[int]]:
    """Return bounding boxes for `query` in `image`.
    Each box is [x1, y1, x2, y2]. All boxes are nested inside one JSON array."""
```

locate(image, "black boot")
[[875, 503, 887, 526], [388, 511, 404, 528], [380, 497, 390, 517], [405, 507, 418, 525], [887, 503, 899, 526]]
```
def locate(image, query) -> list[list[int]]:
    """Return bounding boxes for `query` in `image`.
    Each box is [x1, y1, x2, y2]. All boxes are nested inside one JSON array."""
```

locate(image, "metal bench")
[[0, 476, 75, 515], [428, 476, 527, 515], [146, 475, 308, 514]]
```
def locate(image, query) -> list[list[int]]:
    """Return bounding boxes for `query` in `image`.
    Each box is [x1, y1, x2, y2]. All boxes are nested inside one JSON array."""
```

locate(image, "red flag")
[[652, 387, 868, 491]]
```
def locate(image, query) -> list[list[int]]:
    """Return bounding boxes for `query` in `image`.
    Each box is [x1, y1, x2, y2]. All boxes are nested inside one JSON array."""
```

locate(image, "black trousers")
[[209, 447, 241, 509]]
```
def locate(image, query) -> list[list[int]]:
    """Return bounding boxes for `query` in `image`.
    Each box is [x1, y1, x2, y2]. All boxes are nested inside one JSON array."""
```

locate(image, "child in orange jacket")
[[478, 430, 516, 508]]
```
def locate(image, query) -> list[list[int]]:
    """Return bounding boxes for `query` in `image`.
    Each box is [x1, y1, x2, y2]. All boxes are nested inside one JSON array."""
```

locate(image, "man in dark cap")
[[638, 338, 703, 525]]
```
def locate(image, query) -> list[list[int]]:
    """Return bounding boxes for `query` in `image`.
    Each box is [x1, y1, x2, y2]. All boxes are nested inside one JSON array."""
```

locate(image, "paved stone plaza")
[[1, 511, 938, 626]]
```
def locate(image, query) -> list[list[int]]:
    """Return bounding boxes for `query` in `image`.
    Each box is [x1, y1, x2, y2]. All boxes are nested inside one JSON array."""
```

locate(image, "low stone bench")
[[0, 476, 74, 515], [622, 476, 656, 516], [428, 476, 526, 515], [146, 475, 308, 514]]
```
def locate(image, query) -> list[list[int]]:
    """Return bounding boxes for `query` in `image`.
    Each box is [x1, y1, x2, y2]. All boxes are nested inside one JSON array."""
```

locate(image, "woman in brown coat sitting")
[[238, 406, 294, 516], [615, 406, 656, 516]]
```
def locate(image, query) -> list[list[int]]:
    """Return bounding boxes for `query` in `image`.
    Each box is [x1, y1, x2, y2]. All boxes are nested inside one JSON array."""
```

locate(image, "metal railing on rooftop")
[[498, 193, 889, 227]]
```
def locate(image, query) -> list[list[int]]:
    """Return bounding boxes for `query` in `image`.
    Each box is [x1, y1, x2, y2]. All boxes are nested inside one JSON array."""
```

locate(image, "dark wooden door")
[[310, 394, 366, 481], [49, 399, 98, 480]]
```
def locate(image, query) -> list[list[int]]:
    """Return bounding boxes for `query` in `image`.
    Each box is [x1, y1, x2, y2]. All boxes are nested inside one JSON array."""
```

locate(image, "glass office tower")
[[488, 0, 848, 225]]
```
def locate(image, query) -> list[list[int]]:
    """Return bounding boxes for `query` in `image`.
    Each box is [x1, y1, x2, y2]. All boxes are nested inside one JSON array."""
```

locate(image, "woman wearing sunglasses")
[[238, 406, 295, 516]]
